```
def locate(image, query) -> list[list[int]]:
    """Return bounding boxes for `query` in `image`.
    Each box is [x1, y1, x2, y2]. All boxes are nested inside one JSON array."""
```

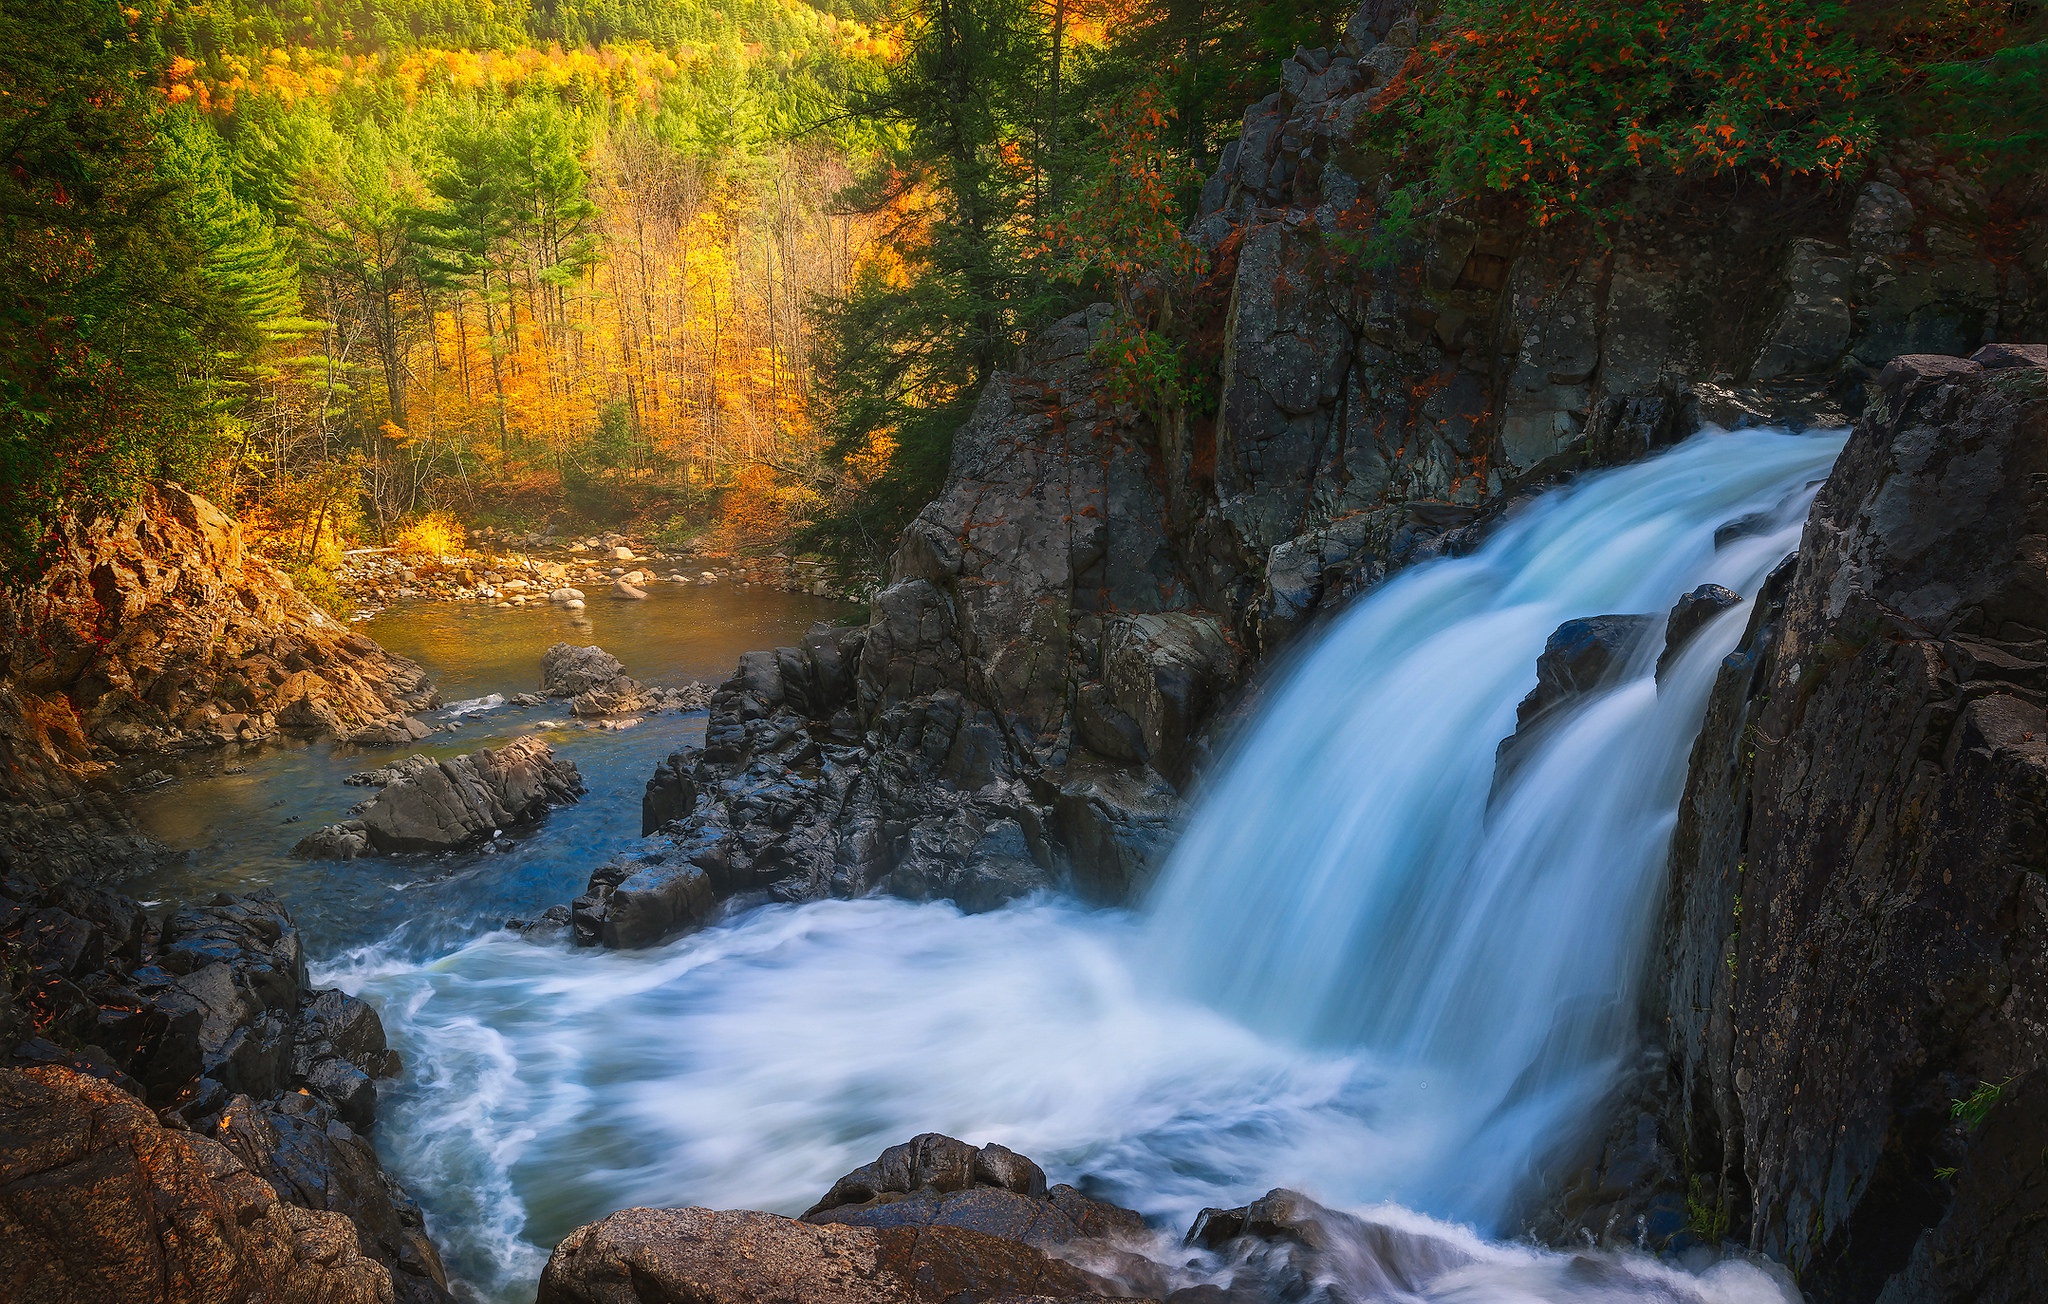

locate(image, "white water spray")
[[328, 426, 1843, 1302]]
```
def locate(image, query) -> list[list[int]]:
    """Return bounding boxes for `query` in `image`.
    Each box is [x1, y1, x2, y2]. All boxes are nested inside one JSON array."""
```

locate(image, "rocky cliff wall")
[[1646, 347, 2048, 1303], [0, 484, 439, 880]]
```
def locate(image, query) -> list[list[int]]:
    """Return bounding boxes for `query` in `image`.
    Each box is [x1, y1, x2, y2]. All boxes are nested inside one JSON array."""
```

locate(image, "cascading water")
[[1144, 425, 1846, 1223], [325, 425, 1845, 1303]]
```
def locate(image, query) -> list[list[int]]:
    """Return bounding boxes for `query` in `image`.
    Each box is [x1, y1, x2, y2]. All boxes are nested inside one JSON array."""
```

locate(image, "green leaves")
[[0, 1, 302, 584], [1388, 0, 1888, 228]]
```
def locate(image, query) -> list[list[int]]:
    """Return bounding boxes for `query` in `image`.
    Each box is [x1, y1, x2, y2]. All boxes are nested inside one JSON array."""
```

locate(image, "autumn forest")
[[3, 0, 2040, 596], [0, 0, 1365, 598]]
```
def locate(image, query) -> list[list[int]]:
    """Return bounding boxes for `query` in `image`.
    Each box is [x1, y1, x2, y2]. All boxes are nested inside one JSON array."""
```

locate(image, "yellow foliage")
[[842, 430, 898, 485], [712, 463, 818, 554], [396, 509, 466, 559]]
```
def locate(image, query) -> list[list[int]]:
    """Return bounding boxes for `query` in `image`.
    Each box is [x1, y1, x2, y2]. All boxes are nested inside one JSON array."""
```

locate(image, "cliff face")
[[0, 484, 439, 879], [1652, 348, 2048, 1303]]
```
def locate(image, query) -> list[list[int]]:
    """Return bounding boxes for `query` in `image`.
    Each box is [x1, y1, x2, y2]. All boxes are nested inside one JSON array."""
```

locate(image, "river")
[[114, 428, 1839, 1304]]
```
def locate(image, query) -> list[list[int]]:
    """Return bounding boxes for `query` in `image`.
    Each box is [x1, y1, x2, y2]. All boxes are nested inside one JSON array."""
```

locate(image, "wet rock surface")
[[1514, 614, 1657, 727], [801, 1134, 1147, 1250], [0, 484, 440, 881], [537, 1206, 1134, 1304], [1657, 583, 1744, 680], [294, 735, 585, 858], [560, 626, 1067, 947], [0, 863, 452, 1302], [1556, 349, 2048, 1297]]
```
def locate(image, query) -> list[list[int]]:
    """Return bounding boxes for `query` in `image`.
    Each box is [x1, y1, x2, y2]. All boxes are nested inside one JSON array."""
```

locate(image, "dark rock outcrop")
[[593, 14, 2038, 939], [294, 735, 584, 858], [539, 641, 711, 718], [1642, 349, 2048, 1299], [1513, 614, 1657, 727], [0, 484, 440, 880], [537, 1135, 1153, 1304], [1657, 583, 1744, 680], [0, 867, 452, 1302], [802, 1134, 1146, 1250], [564, 628, 1063, 947]]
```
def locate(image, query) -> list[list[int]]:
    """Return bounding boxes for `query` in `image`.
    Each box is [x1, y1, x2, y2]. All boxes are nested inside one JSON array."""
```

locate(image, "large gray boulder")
[[538, 641, 709, 717], [293, 737, 583, 858], [540, 643, 626, 695]]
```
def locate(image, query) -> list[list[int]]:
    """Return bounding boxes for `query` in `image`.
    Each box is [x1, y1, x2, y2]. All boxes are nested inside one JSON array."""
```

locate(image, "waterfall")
[[1144, 425, 1846, 1220], [331, 425, 1843, 1303]]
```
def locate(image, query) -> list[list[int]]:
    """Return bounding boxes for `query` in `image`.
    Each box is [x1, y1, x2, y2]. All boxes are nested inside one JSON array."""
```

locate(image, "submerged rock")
[[292, 736, 583, 858]]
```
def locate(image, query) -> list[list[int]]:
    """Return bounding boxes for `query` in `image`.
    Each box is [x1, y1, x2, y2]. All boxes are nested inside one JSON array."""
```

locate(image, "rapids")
[[206, 427, 1840, 1301]]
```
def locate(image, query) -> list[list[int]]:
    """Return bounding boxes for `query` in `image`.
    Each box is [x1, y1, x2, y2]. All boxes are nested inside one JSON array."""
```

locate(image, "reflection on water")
[[357, 581, 861, 702], [118, 583, 857, 956]]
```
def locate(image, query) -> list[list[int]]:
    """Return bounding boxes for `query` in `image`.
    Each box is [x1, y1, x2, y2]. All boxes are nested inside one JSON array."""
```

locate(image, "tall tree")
[[806, 0, 1049, 565]]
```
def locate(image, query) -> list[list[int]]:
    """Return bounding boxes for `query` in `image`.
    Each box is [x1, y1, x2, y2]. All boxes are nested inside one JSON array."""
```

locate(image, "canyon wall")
[[0, 484, 439, 880]]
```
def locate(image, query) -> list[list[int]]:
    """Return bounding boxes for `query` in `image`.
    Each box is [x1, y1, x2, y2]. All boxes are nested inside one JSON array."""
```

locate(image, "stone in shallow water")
[[291, 738, 583, 858]]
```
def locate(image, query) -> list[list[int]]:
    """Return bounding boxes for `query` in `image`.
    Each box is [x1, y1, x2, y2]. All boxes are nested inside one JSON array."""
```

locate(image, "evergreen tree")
[[805, 0, 1051, 566], [0, 0, 296, 582]]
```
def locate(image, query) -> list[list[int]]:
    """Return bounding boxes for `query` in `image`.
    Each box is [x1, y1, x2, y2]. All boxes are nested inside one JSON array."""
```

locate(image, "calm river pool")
[[116, 584, 858, 958]]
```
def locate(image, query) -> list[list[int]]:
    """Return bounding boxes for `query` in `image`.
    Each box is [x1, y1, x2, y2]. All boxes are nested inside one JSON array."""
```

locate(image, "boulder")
[[1656, 583, 1743, 680], [537, 1207, 1127, 1304], [537, 1136, 1150, 1304], [292, 737, 583, 858], [0, 870, 452, 1301], [541, 643, 626, 695], [570, 855, 718, 950], [803, 1134, 1145, 1250], [1513, 614, 1656, 727], [540, 642, 708, 718]]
